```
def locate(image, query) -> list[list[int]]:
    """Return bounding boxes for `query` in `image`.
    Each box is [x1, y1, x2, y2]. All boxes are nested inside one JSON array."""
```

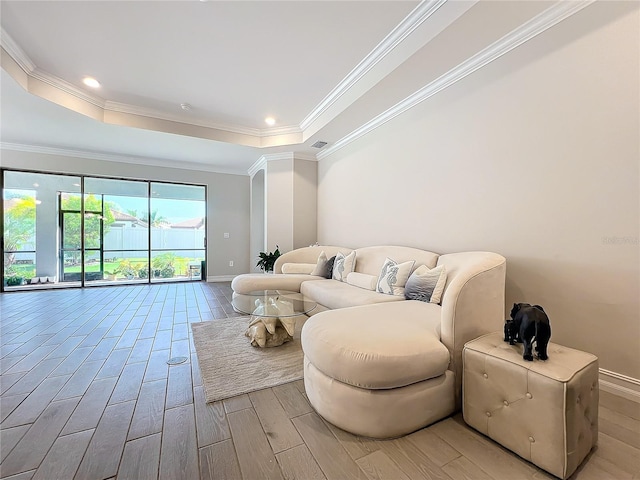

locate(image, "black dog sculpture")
[[504, 303, 551, 361]]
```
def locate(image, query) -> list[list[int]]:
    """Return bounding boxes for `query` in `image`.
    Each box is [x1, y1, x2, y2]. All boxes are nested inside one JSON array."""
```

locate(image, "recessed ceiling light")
[[181, 103, 192, 111], [265, 117, 276, 126], [82, 77, 100, 88]]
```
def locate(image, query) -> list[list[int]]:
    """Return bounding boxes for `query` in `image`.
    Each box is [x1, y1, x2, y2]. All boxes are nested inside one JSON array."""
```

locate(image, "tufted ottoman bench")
[[463, 332, 599, 479]]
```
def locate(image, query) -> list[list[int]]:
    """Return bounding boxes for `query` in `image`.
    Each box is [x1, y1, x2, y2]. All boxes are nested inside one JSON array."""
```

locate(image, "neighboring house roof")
[[111, 210, 148, 227], [171, 217, 205, 229], [4, 198, 22, 210], [112, 210, 140, 222]]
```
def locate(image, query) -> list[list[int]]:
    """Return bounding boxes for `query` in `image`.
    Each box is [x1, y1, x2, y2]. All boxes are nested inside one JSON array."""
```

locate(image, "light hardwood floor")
[[1, 282, 638, 480]]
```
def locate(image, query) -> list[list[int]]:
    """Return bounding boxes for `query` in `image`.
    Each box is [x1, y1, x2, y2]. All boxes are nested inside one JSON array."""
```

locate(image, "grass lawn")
[[6, 255, 203, 281]]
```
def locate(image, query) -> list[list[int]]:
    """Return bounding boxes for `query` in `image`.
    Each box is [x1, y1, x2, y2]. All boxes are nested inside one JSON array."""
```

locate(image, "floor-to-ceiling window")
[[2, 169, 206, 291], [150, 182, 206, 283]]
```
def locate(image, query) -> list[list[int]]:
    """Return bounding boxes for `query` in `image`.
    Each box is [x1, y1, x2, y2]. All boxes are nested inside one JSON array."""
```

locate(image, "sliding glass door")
[[84, 177, 149, 285], [150, 183, 206, 283], [2, 169, 206, 291]]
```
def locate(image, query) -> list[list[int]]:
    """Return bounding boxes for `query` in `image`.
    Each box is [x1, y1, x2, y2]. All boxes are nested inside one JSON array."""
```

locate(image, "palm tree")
[[150, 209, 168, 227]]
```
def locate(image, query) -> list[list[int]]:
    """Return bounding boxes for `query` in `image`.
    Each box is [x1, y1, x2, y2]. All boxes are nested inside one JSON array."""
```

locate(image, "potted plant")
[[5, 275, 25, 286], [256, 245, 281, 273]]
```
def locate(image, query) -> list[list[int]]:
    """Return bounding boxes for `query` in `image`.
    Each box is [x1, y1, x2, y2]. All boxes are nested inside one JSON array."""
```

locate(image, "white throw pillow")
[[332, 251, 356, 282], [310, 251, 328, 276], [376, 258, 415, 296], [404, 265, 447, 304]]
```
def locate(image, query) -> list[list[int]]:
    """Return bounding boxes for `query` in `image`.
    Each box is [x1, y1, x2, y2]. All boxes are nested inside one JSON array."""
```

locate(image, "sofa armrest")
[[273, 245, 353, 273], [436, 252, 506, 408]]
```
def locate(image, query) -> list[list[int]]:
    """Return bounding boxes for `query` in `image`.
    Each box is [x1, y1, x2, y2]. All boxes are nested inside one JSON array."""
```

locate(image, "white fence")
[[104, 227, 205, 251]]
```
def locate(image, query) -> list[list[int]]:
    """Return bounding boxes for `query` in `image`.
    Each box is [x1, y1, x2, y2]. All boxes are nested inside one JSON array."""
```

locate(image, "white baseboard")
[[599, 369, 640, 404], [206, 275, 236, 282]]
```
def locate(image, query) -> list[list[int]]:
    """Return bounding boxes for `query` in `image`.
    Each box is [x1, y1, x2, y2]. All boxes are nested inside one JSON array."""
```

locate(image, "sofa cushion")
[[333, 251, 356, 282], [302, 301, 449, 389], [346, 272, 377, 291], [282, 263, 316, 274], [231, 273, 324, 294], [376, 258, 415, 296], [353, 246, 439, 277], [301, 279, 404, 310]]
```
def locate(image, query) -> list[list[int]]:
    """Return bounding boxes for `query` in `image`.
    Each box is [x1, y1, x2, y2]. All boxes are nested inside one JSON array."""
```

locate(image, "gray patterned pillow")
[[375, 258, 415, 296], [332, 251, 356, 282], [404, 265, 447, 304]]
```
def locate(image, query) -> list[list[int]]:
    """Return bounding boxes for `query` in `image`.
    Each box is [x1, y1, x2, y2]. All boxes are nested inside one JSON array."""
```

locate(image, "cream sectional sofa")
[[231, 245, 506, 437]]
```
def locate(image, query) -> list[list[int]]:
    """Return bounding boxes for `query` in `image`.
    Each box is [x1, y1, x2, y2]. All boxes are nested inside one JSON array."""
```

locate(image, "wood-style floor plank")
[[54, 359, 104, 399], [405, 426, 461, 467], [375, 435, 453, 480], [227, 407, 284, 480], [3, 357, 64, 396], [143, 349, 170, 382], [441, 456, 493, 480], [128, 379, 167, 441], [276, 444, 327, 480], [165, 362, 193, 409], [193, 385, 231, 447], [94, 348, 131, 380], [223, 394, 252, 413], [593, 431, 640, 476], [61, 376, 118, 435], [273, 381, 314, 418], [0, 397, 80, 477], [356, 450, 412, 480], [0, 424, 30, 464], [324, 419, 380, 461], [250, 388, 304, 453], [75, 400, 136, 480], [159, 404, 199, 480], [117, 432, 162, 480], [108, 361, 146, 404], [430, 417, 538, 480], [199, 439, 242, 480], [31, 429, 94, 480], [2, 375, 71, 428], [292, 412, 367, 480]]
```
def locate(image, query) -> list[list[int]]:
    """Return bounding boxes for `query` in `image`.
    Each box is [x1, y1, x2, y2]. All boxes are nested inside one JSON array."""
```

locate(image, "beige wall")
[[317, 3, 639, 378], [264, 157, 318, 254], [266, 158, 295, 253], [293, 159, 318, 249], [0, 150, 250, 279]]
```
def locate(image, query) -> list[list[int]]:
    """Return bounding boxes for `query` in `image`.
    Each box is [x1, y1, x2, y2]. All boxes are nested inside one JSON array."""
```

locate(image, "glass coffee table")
[[232, 290, 317, 348]]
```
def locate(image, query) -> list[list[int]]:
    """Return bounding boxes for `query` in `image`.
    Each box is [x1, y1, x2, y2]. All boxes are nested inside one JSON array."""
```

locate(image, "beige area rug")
[[191, 316, 305, 403]]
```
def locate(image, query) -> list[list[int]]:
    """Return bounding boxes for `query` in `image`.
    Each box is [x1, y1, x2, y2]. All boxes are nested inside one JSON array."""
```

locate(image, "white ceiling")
[[0, 0, 585, 174]]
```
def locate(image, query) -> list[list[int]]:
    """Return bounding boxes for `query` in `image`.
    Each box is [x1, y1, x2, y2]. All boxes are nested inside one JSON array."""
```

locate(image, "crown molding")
[[317, 0, 596, 161], [31, 68, 105, 108], [300, 0, 447, 131], [1, 27, 35, 72], [248, 156, 268, 177], [0, 142, 248, 176], [247, 151, 317, 176], [104, 101, 302, 138]]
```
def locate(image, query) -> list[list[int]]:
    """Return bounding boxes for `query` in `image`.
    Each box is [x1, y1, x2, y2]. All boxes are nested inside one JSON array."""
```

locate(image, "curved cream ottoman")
[[301, 301, 455, 438], [463, 332, 599, 479]]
